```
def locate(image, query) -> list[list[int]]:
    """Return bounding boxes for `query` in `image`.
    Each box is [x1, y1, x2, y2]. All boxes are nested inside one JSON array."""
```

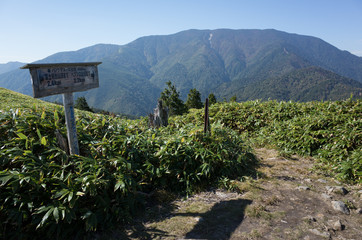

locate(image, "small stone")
[[317, 179, 327, 183], [303, 216, 317, 223], [326, 186, 334, 194], [298, 186, 310, 191], [356, 208, 362, 214], [326, 186, 348, 195], [334, 180, 341, 184], [331, 201, 350, 214], [304, 178, 312, 183], [321, 193, 332, 200], [358, 190, 362, 197], [215, 191, 228, 198], [308, 229, 330, 238], [333, 220, 344, 231], [334, 186, 348, 195]]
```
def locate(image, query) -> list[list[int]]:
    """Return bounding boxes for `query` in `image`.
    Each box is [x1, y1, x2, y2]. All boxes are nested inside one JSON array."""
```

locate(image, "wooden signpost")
[[21, 62, 102, 155]]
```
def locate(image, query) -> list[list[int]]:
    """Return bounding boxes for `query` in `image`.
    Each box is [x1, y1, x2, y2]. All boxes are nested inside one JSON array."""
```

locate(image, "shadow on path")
[[114, 198, 252, 240], [183, 198, 252, 240]]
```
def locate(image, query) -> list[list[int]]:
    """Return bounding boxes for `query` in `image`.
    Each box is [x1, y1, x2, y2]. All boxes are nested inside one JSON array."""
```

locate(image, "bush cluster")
[[2, 99, 360, 239], [0, 106, 256, 239], [180, 100, 361, 183]]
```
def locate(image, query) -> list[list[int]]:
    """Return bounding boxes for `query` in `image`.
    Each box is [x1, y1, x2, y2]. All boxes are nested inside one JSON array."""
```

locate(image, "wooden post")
[[63, 92, 79, 155], [204, 98, 210, 133], [21, 62, 101, 156]]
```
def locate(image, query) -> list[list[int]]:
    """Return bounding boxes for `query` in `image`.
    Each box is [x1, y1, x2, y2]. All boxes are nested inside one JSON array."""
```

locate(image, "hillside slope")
[[0, 87, 61, 110], [228, 66, 362, 101], [0, 61, 26, 75], [1, 29, 362, 115]]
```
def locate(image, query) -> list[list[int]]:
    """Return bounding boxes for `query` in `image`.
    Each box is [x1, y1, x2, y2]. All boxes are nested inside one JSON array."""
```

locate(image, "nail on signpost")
[[21, 62, 102, 155]]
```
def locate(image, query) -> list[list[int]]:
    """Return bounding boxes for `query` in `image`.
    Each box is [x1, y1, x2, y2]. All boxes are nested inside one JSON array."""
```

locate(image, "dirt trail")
[[118, 148, 361, 240]]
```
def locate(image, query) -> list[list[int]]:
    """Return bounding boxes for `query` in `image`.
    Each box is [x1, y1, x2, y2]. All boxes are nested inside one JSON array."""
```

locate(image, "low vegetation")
[[0, 88, 360, 239], [178, 99, 361, 183], [0, 89, 256, 239]]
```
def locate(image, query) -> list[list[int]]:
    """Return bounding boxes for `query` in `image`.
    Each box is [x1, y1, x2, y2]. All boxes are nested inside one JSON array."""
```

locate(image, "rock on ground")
[[331, 201, 350, 215]]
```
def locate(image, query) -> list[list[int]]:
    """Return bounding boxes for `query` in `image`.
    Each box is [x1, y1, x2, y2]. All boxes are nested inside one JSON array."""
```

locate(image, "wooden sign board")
[[21, 62, 101, 98], [21, 62, 101, 155]]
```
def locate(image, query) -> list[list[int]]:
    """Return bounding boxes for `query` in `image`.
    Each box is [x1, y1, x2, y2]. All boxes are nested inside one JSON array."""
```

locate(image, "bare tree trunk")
[[149, 100, 169, 128]]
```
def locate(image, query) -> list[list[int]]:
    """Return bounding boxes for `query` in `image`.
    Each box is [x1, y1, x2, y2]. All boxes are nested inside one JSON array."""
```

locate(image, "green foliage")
[[160, 81, 187, 116], [0, 102, 256, 238], [186, 88, 203, 109], [74, 97, 93, 112], [0, 88, 59, 111], [230, 95, 237, 102], [208, 93, 217, 106], [235, 67, 362, 102], [1, 88, 360, 239], [181, 99, 361, 183]]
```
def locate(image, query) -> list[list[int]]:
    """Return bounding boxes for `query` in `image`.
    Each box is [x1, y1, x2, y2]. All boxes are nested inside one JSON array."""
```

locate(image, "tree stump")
[[149, 100, 169, 128]]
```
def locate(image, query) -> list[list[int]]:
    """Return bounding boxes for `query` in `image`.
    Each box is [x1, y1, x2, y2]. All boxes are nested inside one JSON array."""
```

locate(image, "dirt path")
[[117, 148, 361, 240]]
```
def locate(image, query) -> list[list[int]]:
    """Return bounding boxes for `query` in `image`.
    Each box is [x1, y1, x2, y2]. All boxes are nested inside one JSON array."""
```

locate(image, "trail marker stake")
[[204, 98, 210, 133], [21, 62, 101, 155]]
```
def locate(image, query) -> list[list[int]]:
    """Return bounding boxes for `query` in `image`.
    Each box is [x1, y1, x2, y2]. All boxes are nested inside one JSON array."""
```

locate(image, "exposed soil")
[[106, 148, 362, 240]]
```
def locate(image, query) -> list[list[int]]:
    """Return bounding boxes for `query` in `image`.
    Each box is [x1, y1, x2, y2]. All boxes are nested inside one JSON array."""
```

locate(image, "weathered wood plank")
[[21, 62, 101, 98]]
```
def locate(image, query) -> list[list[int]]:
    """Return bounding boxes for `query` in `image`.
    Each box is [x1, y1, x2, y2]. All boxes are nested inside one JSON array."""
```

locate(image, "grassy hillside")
[[0, 88, 256, 239], [0, 88, 360, 239], [0, 88, 61, 110]]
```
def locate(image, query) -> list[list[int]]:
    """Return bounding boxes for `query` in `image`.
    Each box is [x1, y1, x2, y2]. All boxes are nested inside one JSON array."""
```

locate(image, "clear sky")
[[1, 0, 361, 63]]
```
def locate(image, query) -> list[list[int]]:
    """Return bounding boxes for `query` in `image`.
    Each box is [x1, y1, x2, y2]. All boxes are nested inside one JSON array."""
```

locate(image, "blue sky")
[[1, 0, 361, 63]]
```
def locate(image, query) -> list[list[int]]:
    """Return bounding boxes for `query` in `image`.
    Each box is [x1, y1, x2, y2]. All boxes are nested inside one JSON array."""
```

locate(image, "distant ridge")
[[0, 61, 26, 75], [0, 29, 361, 115]]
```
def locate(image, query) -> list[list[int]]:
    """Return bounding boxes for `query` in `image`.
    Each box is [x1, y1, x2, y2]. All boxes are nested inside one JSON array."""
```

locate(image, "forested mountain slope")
[[1, 29, 361, 115]]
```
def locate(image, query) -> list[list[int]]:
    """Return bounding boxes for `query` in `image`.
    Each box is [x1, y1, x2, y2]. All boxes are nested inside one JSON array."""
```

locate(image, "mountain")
[[0, 61, 26, 75], [235, 66, 362, 101], [0, 29, 362, 116]]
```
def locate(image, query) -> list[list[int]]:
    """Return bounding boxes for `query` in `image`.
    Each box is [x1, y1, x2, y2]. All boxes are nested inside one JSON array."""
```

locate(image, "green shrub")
[[0, 106, 256, 239], [208, 100, 361, 183], [171, 99, 361, 183]]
